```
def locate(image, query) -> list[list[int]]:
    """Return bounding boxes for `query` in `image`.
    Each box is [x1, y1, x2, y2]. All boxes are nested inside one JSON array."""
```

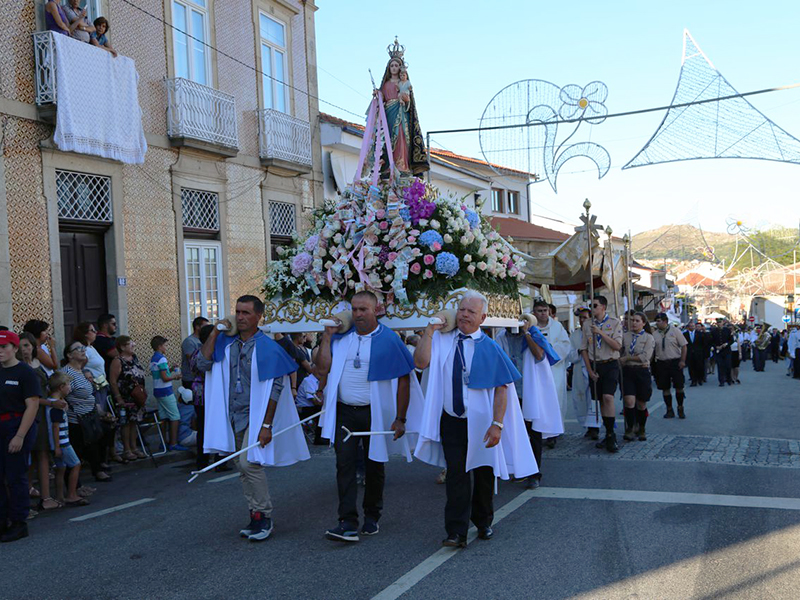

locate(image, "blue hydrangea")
[[435, 252, 460, 278], [419, 230, 444, 248], [464, 209, 480, 229], [399, 207, 411, 222]]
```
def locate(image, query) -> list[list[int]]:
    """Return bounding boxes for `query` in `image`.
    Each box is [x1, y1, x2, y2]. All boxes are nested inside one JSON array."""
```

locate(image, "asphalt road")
[[7, 357, 800, 600]]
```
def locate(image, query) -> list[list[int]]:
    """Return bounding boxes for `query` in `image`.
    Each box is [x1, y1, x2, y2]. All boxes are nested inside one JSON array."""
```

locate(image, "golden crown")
[[387, 37, 405, 61]]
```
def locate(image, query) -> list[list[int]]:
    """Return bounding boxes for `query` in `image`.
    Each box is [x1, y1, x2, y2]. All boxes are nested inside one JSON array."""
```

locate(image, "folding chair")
[[106, 396, 167, 466]]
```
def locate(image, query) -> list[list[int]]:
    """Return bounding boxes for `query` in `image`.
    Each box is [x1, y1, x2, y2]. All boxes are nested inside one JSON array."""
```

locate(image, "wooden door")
[[59, 231, 108, 343]]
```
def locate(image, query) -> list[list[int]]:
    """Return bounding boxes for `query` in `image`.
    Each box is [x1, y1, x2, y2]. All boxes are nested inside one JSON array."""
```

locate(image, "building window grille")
[[269, 201, 296, 237], [181, 188, 220, 233], [56, 170, 112, 222]]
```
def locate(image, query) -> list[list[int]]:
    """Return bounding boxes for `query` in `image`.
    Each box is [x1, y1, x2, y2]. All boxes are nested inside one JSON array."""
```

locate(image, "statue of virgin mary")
[[377, 39, 429, 176]]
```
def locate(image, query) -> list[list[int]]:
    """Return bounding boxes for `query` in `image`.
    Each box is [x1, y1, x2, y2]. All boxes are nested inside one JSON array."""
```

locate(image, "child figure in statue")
[[397, 68, 412, 108]]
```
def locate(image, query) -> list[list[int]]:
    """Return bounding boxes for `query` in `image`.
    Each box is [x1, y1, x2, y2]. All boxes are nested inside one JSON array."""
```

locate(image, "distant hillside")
[[632, 224, 799, 269], [632, 225, 731, 262]]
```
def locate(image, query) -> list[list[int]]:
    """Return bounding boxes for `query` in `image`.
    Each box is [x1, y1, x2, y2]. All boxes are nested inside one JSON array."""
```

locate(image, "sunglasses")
[[69, 345, 86, 352]]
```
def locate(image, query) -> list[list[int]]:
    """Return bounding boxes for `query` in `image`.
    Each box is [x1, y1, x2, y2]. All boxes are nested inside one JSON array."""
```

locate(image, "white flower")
[[477, 261, 487, 271], [384, 275, 394, 283], [419, 219, 429, 227], [345, 239, 354, 249], [478, 246, 487, 257], [430, 219, 441, 230], [464, 254, 472, 263], [443, 234, 453, 244], [347, 280, 355, 288], [324, 261, 333, 269], [467, 264, 476, 274], [499, 271, 506, 279], [317, 247, 327, 258], [333, 233, 343, 244], [460, 235, 469, 245], [276, 247, 286, 256]]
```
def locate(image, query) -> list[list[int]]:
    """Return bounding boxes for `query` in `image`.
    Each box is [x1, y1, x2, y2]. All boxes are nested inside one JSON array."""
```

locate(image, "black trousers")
[[440, 412, 494, 537], [525, 421, 543, 481], [333, 404, 384, 526], [687, 354, 704, 384], [195, 405, 207, 468], [68, 422, 105, 477], [753, 347, 766, 371], [717, 351, 732, 384], [794, 349, 800, 379]]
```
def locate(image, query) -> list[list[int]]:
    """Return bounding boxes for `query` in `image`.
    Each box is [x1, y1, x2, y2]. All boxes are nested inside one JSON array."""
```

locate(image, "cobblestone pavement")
[[546, 432, 800, 468]]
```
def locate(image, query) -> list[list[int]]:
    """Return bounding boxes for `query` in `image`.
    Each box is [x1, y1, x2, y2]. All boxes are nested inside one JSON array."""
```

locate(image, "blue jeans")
[[0, 417, 37, 524]]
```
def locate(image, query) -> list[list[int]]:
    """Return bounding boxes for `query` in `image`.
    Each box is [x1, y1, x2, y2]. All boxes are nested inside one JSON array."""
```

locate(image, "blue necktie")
[[452, 334, 468, 416]]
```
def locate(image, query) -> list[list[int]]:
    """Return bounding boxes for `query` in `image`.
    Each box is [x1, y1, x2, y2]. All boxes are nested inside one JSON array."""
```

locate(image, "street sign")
[[749, 316, 755, 322], [783, 315, 791, 323]]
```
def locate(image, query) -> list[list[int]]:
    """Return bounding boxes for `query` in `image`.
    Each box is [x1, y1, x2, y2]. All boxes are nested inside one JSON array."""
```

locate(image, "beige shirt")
[[622, 331, 654, 366], [580, 315, 623, 361], [653, 325, 687, 361]]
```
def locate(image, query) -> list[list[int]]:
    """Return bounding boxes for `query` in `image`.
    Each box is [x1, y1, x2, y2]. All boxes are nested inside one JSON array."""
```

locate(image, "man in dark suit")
[[711, 322, 734, 386], [684, 321, 705, 386]]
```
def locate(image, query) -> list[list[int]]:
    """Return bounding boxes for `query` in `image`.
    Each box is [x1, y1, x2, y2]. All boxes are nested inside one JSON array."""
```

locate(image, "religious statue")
[[372, 38, 429, 177]]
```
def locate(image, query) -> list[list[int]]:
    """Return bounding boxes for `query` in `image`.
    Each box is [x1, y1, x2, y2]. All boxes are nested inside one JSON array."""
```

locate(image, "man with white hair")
[[532, 300, 571, 435], [414, 291, 537, 547]]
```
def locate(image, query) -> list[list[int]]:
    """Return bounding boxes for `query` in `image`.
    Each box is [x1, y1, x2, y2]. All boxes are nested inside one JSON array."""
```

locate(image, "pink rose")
[[376, 209, 386, 219], [423, 254, 435, 265], [410, 262, 422, 274], [388, 252, 398, 262], [423, 269, 433, 279], [432, 242, 442, 251], [407, 236, 416, 244], [380, 221, 389, 230], [410, 229, 421, 237]]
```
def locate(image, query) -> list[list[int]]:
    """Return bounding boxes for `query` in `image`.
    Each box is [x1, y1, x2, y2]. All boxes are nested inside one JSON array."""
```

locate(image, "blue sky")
[[315, 1, 800, 236]]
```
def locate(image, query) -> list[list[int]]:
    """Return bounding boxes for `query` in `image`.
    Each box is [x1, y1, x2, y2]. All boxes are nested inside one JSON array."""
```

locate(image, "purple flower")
[[304, 234, 319, 253], [291, 252, 313, 277]]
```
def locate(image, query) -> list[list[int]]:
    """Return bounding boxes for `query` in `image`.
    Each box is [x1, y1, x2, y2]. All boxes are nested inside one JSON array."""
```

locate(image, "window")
[[269, 200, 296, 237], [184, 241, 223, 326], [56, 170, 112, 223], [172, 0, 209, 85], [259, 12, 288, 113], [507, 190, 520, 215], [491, 188, 504, 213], [181, 188, 219, 235]]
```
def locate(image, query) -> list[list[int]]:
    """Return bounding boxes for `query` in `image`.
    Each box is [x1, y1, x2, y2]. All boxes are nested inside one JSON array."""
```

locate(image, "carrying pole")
[[583, 199, 601, 423]]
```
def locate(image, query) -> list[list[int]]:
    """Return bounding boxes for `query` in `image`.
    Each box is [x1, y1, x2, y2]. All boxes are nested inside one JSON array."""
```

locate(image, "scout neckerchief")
[[629, 331, 643, 355], [661, 325, 669, 351], [595, 314, 609, 349]]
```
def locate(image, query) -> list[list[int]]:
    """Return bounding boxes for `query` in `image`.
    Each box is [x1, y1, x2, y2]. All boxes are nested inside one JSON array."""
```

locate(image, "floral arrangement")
[[263, 177, 525, 306]]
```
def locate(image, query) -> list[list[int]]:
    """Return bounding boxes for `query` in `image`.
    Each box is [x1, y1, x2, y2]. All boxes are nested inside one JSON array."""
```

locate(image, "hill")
[[632, 225, 731, 262]]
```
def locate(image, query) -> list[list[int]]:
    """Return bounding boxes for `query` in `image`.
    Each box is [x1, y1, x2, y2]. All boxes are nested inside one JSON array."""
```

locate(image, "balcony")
[[165, 77, 238, 157], [32, 31, 58, 121], [258, 109, 312, 173]]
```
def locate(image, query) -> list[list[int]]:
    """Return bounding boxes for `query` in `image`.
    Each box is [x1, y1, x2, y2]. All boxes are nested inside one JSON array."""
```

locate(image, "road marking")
[[69, 498, 155, 522], [208, 472, 239, 483], [371, 486, 800, 600]]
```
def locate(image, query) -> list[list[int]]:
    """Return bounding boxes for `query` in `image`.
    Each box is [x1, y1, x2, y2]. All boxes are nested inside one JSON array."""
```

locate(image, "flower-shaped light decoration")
[[559, 81, 608, 124], [726, 216, 750, 236]]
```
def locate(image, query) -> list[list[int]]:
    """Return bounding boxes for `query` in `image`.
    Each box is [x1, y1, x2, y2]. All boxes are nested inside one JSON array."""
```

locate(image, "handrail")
[[165, 77, 238, 150], [258, 108, 312, 167]]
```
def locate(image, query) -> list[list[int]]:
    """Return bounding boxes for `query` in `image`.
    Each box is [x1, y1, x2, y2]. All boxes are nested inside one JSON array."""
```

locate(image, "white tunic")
[[521, 346, 564, 439], [537, 317, 571, 424]]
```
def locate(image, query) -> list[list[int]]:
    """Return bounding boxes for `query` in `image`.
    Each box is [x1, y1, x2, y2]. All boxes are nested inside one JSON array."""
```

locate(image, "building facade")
[[2, 0, 323, 354]]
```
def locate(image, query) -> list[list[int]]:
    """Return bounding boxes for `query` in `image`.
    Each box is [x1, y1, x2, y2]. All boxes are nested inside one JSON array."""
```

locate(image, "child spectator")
[[46, 373, 87, 507], [149, 336, 186, 452], [90, 17, 118, 58]]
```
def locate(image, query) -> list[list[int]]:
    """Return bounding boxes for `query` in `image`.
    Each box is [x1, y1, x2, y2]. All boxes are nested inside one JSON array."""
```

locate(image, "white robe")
[[414, 330, 538, 479], [538, 318, 571, 424], [203, 343, 310, 466], [521, 349, 564, 439], [320, 331, 424, 463], [568, 328, 601, 428]]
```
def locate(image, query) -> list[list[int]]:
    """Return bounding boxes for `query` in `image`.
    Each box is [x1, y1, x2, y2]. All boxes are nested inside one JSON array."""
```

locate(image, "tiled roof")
[[319, 112, 537, 179], [676, 272, 719, 287], [488, 216, 569, 242]]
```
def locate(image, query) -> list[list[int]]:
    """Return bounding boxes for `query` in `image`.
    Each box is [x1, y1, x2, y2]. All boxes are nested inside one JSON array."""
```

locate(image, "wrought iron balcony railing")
[[165, 77, 238, 152], [33, 31, 58, 106], [258, 108, 312, 170]]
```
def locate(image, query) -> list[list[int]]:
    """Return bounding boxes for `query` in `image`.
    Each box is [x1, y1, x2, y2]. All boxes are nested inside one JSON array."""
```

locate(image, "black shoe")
[[623, 429, 634, 441], [239, 510, 259, 538], [664, 409, 675, 418], [360, 519, 379, 536], [442, 533, 467, 548], [690, 382, 697, 387], [477, 527, 493, 540], [678, 406, 685, 419], [247, 515, 274, 542], [719, 383, 725, 387], [605, 434, 619, 453], [588, 427, 600, 440], [545, 438, 556, 449], [525, 477, 540, 490], [638, 428, 647, 441], [325, 521, 359, 543], [0, 521, 28, 543]]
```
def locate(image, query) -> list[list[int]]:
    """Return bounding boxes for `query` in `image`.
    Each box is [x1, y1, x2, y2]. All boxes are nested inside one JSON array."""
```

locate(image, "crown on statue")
[[387, 37, 405, 61]]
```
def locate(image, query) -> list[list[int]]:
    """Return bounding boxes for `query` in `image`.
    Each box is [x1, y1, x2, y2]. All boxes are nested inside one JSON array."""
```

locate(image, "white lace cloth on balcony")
[[52, 35, 147, 164]]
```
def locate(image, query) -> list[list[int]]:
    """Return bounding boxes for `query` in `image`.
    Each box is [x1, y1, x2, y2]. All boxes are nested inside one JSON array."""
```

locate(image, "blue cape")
[[523, 326, 561, 366], [332, 323, 415, 382], [212, 331, 298, 382], [470, 334, 521, 389]]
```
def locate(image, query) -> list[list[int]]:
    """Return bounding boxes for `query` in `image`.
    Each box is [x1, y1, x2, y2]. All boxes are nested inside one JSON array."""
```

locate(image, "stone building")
[[2, 0, 323, 355]]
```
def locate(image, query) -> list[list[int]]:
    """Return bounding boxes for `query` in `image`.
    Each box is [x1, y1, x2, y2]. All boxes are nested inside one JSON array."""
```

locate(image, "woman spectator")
[[18, 333, 64, 511], [73, 322, 121, 465], [22, 320, 58, 375], [108, 336, 147, 461], [61, 342, 112, 482], [62, 0, 94, 43], [44, 0, 71, 35]]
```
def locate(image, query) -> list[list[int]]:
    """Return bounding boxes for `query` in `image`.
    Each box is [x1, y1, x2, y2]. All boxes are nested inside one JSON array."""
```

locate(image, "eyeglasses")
[[592, 304, 600, 308], [69, 345, 86, 352]]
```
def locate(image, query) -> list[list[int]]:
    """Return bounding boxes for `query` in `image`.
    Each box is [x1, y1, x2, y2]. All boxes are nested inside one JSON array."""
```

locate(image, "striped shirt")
[[61, 365, 96, 424], [46, 404, 71, 450]]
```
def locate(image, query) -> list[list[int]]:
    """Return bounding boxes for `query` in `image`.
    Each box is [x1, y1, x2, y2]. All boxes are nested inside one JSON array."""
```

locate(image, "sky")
[[314, 0, 800, 236]]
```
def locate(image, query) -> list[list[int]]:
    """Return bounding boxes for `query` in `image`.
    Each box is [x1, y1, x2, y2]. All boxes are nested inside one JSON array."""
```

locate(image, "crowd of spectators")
[[45, 0, 117, 56]]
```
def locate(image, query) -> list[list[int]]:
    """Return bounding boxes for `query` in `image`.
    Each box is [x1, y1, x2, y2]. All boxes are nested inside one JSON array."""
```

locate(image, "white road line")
[[371, 486, 800, 600], [207, 472, 239, 483], [69, 498, 155, 522]]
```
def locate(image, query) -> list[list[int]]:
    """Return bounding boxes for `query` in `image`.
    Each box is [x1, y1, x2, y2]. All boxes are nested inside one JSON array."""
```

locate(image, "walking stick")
[[187, 410, 325, 483], [582, 200, 602, 426]]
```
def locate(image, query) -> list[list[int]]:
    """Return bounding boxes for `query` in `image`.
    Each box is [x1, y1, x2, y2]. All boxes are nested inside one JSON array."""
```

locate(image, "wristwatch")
[[492, 420, 504, 430], [261, 423, 273, 430], [396, 417, 407, 424]]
